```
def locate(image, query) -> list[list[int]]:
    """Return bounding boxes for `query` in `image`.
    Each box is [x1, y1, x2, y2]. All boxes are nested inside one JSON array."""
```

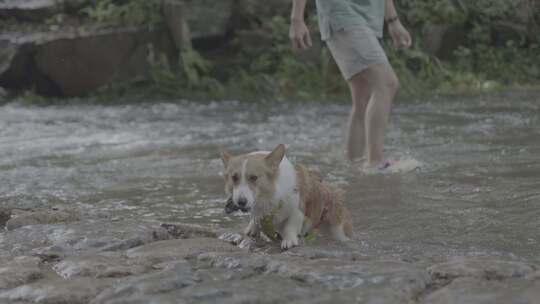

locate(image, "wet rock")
[[0, 256, 43, 289], [0, 225, 52, 257], [160, 222, 219, 239], [53, 252, 148, 279], [285, 242, 369, 261], [423, 277, 540, 304], [0, 207, 11, 228], [0, 219, 170, 258], [198, 252, 430, 292], [91, 261, 197, 304], [0, 277, 113, 304], [194, 267, 258, 282], [179, 273, 326, 304], [126, 238, 240, 264], [5, 208, 80, 231], [526, 270, 540, 280], [53, 220, 171, 254], [428, 257, 535, 280], [95, 271, 325, 304]]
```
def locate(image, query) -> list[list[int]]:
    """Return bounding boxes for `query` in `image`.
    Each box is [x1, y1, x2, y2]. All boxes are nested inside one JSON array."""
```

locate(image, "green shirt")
[[315, 0, 385, 40]]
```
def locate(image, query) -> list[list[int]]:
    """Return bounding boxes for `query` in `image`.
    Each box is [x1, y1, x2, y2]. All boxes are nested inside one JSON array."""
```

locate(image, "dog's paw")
[[280, 236, 298, 250], [244, 222, 259, 238]]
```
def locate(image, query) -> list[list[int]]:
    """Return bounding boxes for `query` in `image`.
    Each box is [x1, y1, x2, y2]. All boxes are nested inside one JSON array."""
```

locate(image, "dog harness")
[[258, 165, 334, 241]]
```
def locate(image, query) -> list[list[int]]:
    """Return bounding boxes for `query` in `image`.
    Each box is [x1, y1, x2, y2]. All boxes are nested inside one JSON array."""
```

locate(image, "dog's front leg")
[[280, 209, 304, 250], [244, 218, 259, 237]]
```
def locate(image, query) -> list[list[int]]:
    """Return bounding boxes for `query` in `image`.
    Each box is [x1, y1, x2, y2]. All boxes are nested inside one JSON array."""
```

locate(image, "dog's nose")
[[237, 197, 247, 207]]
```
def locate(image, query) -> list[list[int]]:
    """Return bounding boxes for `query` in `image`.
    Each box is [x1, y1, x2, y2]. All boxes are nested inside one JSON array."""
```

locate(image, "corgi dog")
[[220, 144, 353, 249]]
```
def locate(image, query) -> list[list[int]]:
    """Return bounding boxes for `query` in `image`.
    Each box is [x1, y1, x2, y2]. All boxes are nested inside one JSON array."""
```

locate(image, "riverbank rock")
[[126, 238, 240, 264], [0, 26, 173, 97], [0, 0, 88, 21], [423, 277, 540, 304], [0, 0, 61, 21], [160, 222, 219, 239], [0, 256, 43, 289], [0, 207, 11, 227], [198, 251, 431, 301], [0, 0, 237, 97], [91, 261, 198, 304], [428, 257, 535, 280], [0, 276, 114, 304], [53, 252, 148, 279], [0, 219, 171, 259], [5, 208, 80, 230]]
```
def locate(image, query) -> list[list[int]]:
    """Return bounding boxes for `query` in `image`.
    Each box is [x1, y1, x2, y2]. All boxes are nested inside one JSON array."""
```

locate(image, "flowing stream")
[[1, 91, 539, 266]]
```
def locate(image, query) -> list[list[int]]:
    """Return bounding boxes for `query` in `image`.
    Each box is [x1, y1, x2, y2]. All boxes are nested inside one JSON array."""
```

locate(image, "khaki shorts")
[[326, 26, 388, 80]]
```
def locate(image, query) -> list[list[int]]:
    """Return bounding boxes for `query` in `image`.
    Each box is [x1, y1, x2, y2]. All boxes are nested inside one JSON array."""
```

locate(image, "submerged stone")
[[91, 262, 197, 304], [0, 256, 43, 289], [126, 238, 240, 264], [0, 277, 113, 304], [428, 257, 536, 280], [53, 252, 148, 279], [5, 208, 80, 231], [197, 251, 430, 292], [423, 277, 540, 304]]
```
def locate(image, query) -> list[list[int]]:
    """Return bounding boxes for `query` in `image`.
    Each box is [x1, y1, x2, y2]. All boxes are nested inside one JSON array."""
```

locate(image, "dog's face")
[[220, 144, 285, 213]]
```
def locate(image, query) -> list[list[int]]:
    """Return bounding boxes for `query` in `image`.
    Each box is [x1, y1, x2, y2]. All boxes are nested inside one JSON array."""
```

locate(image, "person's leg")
[[358, 63, 399, 167], [346, 74, 371, 161]]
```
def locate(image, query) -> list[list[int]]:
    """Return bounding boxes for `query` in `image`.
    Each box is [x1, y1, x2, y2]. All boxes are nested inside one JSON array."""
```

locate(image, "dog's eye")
[[249, 175, 258, 183], [232, 174, 239, 183]]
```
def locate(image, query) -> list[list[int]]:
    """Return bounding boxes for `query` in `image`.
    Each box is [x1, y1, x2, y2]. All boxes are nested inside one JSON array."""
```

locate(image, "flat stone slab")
[[53, 252, 148, 279], [6, 209, 80, 231], [428, 257, 536, 280], [126, 238, 240, 264], [0, 277, 113, 304], [91, 261, 197, 304], [423, 277, 540, 304], [0, 219, 171, 258], [0, 256, 43, 289], [197, 251, 431, 302]]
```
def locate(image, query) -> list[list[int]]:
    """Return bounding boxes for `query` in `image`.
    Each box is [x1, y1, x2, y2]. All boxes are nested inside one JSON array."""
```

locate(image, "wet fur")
[[295, 164, 353, 239], [221, 144, 353, 249]]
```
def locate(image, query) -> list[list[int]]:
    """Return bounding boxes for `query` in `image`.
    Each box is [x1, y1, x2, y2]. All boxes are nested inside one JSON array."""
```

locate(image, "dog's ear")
[[220, 149, 233, 167], [265, 144, 285, 170]]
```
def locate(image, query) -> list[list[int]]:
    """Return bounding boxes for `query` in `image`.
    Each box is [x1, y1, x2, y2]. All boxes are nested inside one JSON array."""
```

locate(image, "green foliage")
[[74, 0, 540, 101], [149, 48, 224, 98], [81, 0, 162, 28], [394, 0, 540, 95], [221, 14, 346, 100]]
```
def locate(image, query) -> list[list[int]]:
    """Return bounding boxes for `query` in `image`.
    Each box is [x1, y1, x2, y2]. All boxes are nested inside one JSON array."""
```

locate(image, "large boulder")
[[0, 26, 174, 96], [0, 0, 87, 21], [0, 0, 236, 97]]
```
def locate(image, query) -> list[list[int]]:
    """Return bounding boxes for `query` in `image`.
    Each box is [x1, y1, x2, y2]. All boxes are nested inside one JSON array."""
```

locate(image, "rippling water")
[[1, 91, 539, 263]]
